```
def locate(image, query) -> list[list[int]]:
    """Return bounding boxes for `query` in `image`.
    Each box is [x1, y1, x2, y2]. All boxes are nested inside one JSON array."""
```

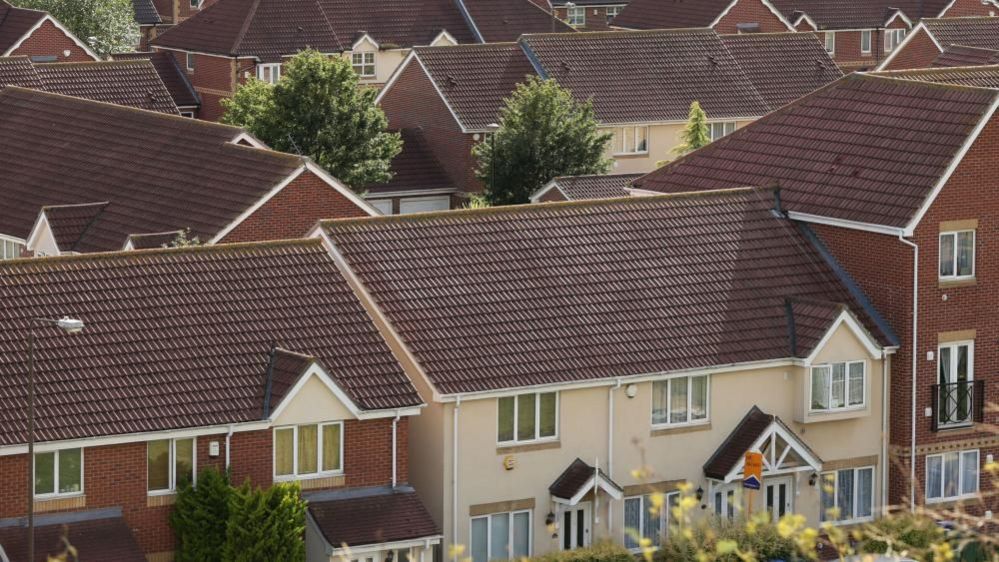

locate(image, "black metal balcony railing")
[[931, 380, 984, 431]]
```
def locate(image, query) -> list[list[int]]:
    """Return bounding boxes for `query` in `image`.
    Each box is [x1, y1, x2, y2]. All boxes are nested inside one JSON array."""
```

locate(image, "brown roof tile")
[[632, 74, 999, 228], [0, 1, 46, 54], [771, 0, 949, 30], [111, 51, 200, 108], [366, 129, 455, 195], [31, 60, 179, 113], [0, 509, 145, 562], [549, 458, 620, 500], [308, 487, 440, 548], [933, 45, 999, 68], [322, 189, 887, 395], [462, 0, 574, 42], [539, 173, 642, 201], [923, 16, 999, 51], [612, 0, 736, 30], [877, 64, 999, 88], [132, 0, 161, 25], [702, 406, 772, 480]]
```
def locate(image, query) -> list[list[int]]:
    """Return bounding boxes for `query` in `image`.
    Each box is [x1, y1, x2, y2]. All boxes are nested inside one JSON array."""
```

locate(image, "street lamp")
[[486, 123, 500, 196], [26, 316, 85, 562]]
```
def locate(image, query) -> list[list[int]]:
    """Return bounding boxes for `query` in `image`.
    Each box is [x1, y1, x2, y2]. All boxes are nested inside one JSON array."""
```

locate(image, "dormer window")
[[351, 52, 376, 78], [566, 6, 585, 26], [810, 360, 865, 412]]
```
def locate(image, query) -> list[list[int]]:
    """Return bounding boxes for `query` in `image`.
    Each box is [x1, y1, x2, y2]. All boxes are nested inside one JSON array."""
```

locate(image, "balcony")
[[931, 380, 984, 431]]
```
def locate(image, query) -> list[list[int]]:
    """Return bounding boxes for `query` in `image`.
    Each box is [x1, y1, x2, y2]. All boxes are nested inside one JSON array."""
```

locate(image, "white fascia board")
[[375, 50, 416, 105], [875, 23, 937, 71], [792, 13, 818, 31], [329, 536, 444, 556], [150, 45, 253, 60], [231, 131, 269, 149], [208, 164, 307, 244], [24, 210, 53, 253], [530, 179, 563, 203], [352, 33, 380, 51], [722, 420, 823, 482], [884, 9, 913, 28], [2, 15, 99, 60], [375, 50, 478, 132], [709, 0, 795, 32], [304, 161, 380, 216], [366, 188, 456, 198], [802, 309, 885, 366], [415, 54, 475, 133], [786, 211, 906, 237], [430, 30, 459, 46]]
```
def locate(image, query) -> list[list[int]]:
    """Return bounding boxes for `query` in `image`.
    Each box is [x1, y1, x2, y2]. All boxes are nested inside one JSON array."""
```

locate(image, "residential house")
[[376, 29, 840, 210], [552, 0, 629, 31], [612, 0, 795, 34], [0, 56, 179, 113], [110, 51, 201, 116], [147, 0, 574, 121], [365, 129, 458, 215], [0, 239, 439, 561], [0, 0, 97, 62], [879, 16, 999, 70], [530, 174, 640, 202], [0, 87, 375, 260], [131, 0, 164, 49], [631, 70, 999, 513], [315, 190, 896, 560], [932, 45, 999, 67]]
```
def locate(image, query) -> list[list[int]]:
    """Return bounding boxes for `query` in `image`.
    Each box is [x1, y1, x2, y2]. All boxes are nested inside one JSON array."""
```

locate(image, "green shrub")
[[530, 540, 633, 562], [657, 516, 803, 562], [223, 481, 306, 562], [170, 467, 231, 562], [857, 513, 945, 556]]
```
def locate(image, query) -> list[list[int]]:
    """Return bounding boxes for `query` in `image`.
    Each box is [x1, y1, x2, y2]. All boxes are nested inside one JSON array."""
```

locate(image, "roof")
[[0, 0, 46, 54], [366, 129, 455, 196], [132, 0, 161, 25], [549, 458, 621, 500], [0, 509, 145, 562], [112, 51, 201, 108], [321, 189, 888, 395], [552, 0, 629, 5], [308, 487, 440, 548], [719, 32, 842, 110], [922, 16, 999, 52], [611, 0, 738, 30], [123, 230, 185, 249], [535, 173, 642, 201], [0, 239, 421, 446], [933, 45, 999, 68], [0, 87, 308, 252], [41, 202, 112, 253], [876, 65, 999, 88], [703, 406, 772, 480], [775, 0, 952, 30], [632, 74, 999, 228], [462, 0, 575, 42]]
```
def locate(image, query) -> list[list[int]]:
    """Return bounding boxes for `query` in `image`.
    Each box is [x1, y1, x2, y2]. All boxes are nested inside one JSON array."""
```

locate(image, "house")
[[110, 51, 201, 116], [0, 87, 375, 259], [552, 0, 629, 31], [530, 174, 641, 202], [612, 0, 795, 34], [631, 70, 999, 514], [376, 29, 840, 210], [932, 45, 999, 67], [0, 238, 439, 561], [0, 56, 178, 113], [315, 189, 896, 560], [147, 0, 574, 121], [131, 0, 164, 49], [879, 16, 999, 70], [0, 0, 97, 62], [365, 129, 458, 215]]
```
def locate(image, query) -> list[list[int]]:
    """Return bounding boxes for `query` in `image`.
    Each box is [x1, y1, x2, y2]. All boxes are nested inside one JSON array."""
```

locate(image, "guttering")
[[225, 424, 235, 470], [392, 411, 401, 488], [897, 235, 918, 512], [881, 352, 890, 517], [452, 396, 461, 562], [607, 378, 622, 530], [787, 211, 906, 237]]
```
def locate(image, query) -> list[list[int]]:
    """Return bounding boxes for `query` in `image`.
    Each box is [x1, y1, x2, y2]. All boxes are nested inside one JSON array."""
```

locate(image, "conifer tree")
[[673, 101, 711, 156], [223, 481, 306, 562], [170, 467, 231, 562]]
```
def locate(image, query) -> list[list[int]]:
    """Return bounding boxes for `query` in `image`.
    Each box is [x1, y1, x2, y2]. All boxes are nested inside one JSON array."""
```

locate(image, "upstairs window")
[[939, 230, 974, 280], [652, 375, 708, 426], [190, 0, 201, 7], [810, 361, 865, 412], [710, 122, 736, 141], [885, 28, 906, 52], [566, 6, 585, 26], [1, 238, 24, 260], [824, 31, 836, 54], [186, 52, 195, 72], [498, 392, 557, 444], [148, 438, 194, 494], [861, 30, 872, 54], [820, 466, 874, 523], [613, 126, 648, 155], [34, 448, 83, 498], [927, 449, 979, 502], [351, 52, 375, 77], [257, 63, 281, 84], [274, 422, 343, 479], [606, 5, 623, 22]]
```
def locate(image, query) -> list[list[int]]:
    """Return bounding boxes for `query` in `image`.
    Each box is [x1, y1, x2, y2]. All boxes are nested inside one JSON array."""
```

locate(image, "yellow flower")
[[448, 544, 466, 559]]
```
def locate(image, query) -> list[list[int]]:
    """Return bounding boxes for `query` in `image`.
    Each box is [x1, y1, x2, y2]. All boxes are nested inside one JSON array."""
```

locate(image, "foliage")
[[11, 0, 139, 57], [165, 228, 202, 248], [673, 101, 711, 156], [658, 513, 807, 562], [472, 76, 612, 206], [223, 481, 306, 562], [530, 541, 634, 562], [463, 194, 491, 209], [221, 50, 401, 191], [170, 467, 231, 562]]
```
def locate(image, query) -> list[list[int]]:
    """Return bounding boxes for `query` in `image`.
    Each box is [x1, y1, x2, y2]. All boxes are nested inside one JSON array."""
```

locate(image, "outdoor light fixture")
[[695, 486, 704, 501], [809, 472, 818, 487]]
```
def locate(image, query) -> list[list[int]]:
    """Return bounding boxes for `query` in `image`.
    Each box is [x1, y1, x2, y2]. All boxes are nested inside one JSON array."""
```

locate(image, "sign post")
[[743, 451, 763, 517]]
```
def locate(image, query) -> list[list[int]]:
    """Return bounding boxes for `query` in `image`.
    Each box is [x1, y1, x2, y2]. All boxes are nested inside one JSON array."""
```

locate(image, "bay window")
[[810, 360, 865, 412], [820, 466, 874, 523], [274, 422, 343, 479], [498, 392, 557, 444], [148, 438, 194, 493], [470, 510, 530, 562], [927, 450, 979, 501], [34, 448, 83, 497], [652, 375, 708, 426], [939, 230, 974, 280], [614, 126, 648, 155], [624, 492, 678, 550]]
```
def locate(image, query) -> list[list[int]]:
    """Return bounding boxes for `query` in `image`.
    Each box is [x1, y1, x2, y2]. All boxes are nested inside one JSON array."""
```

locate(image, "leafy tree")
[[170, 467, 231, 562], [223, 481, 306, 562], [673, 101, 711, 156], [473, 76, 611, 206], [11, 0, 138, 57], [221, 50, 402, 191], [165, 228, 202, 248]]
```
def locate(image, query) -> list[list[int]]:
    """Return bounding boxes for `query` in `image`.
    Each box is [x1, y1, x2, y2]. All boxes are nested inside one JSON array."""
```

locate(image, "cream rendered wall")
[[347, 33, 455, 87], [603, 120, 755, 175], [27, 221, 60, 257], [273, 374, 357, 426]]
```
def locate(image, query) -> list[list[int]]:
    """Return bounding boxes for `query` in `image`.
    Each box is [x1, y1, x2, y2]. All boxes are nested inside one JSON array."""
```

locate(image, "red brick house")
[[631, 69, 999, 513], [552, 0, 630, 31], [110, 51, 201, 117], [612, 0, 795, 34], [0, 87, 375, 260], [879, 16, 999, 70], [0, 0, 97, 62], [0, 238, 439, 560]]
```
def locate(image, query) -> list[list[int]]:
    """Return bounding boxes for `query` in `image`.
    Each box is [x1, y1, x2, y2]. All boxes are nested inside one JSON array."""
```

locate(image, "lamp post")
[[26, 316, 84, 562], [486, 123, 500, 196]]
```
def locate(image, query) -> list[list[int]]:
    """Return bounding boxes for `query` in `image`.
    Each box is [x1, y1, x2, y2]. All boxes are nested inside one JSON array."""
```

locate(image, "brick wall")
[[9, 20, 95, 62], [881, 28, 941, 70], [713, 0, 790, 33], [220, 169, 370, 243], [553, 6, 617, 31], [156, 49, 239, 121], [939, 0, 998, 17]]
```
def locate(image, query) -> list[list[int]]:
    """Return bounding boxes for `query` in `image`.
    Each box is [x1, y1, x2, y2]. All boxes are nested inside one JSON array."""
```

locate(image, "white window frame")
[[712, 486, 738, 520], [939, 230, 975, 280], [185, 52, 195, 72], [0, 236, 25, 260], [179, 111, 195, 118], [926, 449, 979, 503], [613, 126, 649, 155], [496, 392, 559, 445], [469, 509, 532, 562], [190, 0, 202, 8], [605, 5, 623, 21], [809, 360, 866, 413], [709, 122, 736, 141], [272, 421, 345, 481], [884, 28, 906, 52], [33, 448, 84, 499], [861, 30, 872, 54], [936, 340, 974, 427], [651, 374, 710, 428], [351, 52, 376, 78], [819, 466, 875, 524], [566, 6, 585, 26], [824, 31, 835, 54], [256, 63, 281, 84], [623, 491, 678, 552], [147, 438, 196, 496]]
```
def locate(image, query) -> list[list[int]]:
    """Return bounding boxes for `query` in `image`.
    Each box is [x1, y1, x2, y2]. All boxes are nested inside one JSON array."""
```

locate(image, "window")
[[274, 422, 343, 479], [257, 63, 281, 84], [709, 122, 736, 141], [926, 450, 979, 501], [713, 487, 737, 520], [824, 31, 835, 54], [939, 230, 974, 280], [179, 111, 195, 118], [624, 492, 678, 550], [497, 392, 557, 444], [820, 467, 874, 523], [613, 126, 649, 155], [470, 510, 530, 562], [861, 30, 872, 54], [190, 0, 201, 7], [186, 52, 195, 71], [147, 438, 194, 493], [351, 52, 375, 77], [606, 5, 623, 22], [884, 28, 906, 52], [34, 448, 83, 498], [1, 238, 24, 260], [810, 361, 865, 412], [937, 341, 974, 427], [566, 6, 585, 26], [652, 375, 708, 426]]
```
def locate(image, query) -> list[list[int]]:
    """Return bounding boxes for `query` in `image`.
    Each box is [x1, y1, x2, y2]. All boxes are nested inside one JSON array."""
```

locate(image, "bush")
[[658, 515, 804, 562], [223, 481, 306, 562], [530, 541, 633, 562], [857, 513, 945, 556], [170, 467, 231, 562]]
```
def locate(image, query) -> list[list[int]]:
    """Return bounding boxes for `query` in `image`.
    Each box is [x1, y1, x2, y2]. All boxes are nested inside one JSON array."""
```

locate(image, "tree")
[[11, 0, 138, 57], [672, 101, 711, 156], [165, 228, 202, 248], [221, 50, 402, 190], [170, 468, 231, 562], [223, 481, 306, 562], [473, 76, 611, 206]]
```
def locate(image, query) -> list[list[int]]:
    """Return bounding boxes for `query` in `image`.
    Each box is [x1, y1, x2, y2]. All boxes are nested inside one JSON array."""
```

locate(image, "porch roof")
[[550, 458, 623, 504], [703, 406, 822, 482]]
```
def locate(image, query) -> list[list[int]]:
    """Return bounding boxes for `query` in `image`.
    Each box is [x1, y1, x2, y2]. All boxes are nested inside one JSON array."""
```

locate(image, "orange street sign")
[[744, 451, 763, 490]]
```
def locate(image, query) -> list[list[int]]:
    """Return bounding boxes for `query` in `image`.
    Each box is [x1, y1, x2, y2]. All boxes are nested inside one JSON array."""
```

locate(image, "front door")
[[764, 477, 793, 523], [561, 502, 591, 550]]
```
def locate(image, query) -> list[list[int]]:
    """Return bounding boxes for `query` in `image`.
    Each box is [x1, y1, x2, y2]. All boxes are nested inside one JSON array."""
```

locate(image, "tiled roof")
[[0, 1, 46, 54], [771, 0, 949, 30], [611, 0, 737, 30], [0, 509, 145, 562], [41, 202, 112, 253], [0, 56, 42, 88], [549, 458, 620, 500], [124, 230, 185, 249], [877, 65, 999, 88], [0, 239, 421, 445], [933, 45, 999, 68], [308, 487, 440, 548], [112, 51, 200, 108], [322, 189, 887, 395], [720, 33, 842, 110], [552, 0, 629, 5], [632, 74, 999, 228], [702, 406, 772, 480], [0, 87, 306, 252], [462, 0, 574, 42], [923, 17, 999, 52], [132, 0, 161, 25], [539, 173, 642, 201], [366, 129, 455, 196]]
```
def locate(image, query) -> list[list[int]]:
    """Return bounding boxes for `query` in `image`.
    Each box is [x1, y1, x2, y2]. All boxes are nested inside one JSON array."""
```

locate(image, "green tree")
[[11, 0, 138, 57], [170, 467, 231, 562], [673, 101, 711, 156], [473, 76, 611, 206], [221, 50, 402, 190], [223, 481, 306, 562]]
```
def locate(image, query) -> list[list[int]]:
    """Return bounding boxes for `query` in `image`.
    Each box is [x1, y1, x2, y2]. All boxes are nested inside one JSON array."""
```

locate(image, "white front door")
[[764, 477, 793, 523], [560, 502, 591, 550]]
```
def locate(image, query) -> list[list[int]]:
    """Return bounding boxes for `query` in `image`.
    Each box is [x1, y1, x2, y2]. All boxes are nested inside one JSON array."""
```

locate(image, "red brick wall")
[[881, 28, 941, 70], [713, 0, 790, 34], [939, 0, 998, 17], [9, 20, 95, 62], [553, 6, 617, 31], [155, 49, 238, 121], [220, 169, 370, 243]]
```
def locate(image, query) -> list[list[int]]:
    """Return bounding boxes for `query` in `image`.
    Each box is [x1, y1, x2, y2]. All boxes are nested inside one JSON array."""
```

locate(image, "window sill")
[[934, 423, 978, 436], [34, 494, 85, 513], [823, 516, 875, 528], [938, 277, 976, 289], [147, 493, 177, 507], [650, 422, 711, 437], [612, 152, 649, 159], [496, 440, 561, 454], [926, 494, 979, 506], [273, 473, 346, 490]]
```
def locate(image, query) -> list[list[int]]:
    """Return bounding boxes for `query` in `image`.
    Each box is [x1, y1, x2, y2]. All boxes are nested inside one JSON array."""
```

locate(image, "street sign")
[[743, 451, 763, 490]]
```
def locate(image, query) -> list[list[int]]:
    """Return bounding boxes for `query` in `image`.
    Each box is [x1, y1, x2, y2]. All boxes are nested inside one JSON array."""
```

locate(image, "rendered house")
[[0, 87, 375, 260], [315, 190, 896, 560], [531, 174, 641, 203], [376, 29, 840, 211], [0, 0, 97, 63], [879, 16, 999, 70], [147, 0, 574, 121], [111, 51, 201, 117], [552, 0, 629, 31], [0, 239, 439, 561], [632, 69, 999, 514]]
